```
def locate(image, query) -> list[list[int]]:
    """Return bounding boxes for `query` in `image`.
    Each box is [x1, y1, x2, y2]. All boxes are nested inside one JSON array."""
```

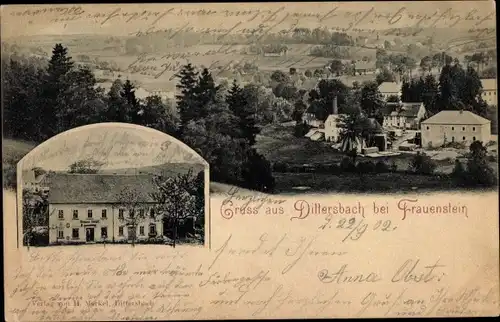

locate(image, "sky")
[[19, 124, 207, 172], [2, 1, 496, 39]]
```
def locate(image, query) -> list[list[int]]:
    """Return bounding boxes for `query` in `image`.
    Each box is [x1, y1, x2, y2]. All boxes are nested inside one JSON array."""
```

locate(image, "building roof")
[[399, 103, 424, 117], [46, 173, 161, 204], [383, 102, 423, 118], [378, 82, 400, 93], [325, 114, 345, 123], [355, 61, 376, 70], [481, 78, 497, 91], [421, 110, 491, 125]]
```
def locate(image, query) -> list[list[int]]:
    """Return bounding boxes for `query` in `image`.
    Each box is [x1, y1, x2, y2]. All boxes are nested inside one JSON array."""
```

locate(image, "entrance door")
[[85, 228, 95, 242], [128, 226, 136, 241]]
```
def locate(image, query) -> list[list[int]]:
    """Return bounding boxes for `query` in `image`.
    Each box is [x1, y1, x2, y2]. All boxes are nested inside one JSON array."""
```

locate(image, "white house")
[[481, 78, 497, 106], [378, 82, 401, 101], [302, 112, 324, 128], [23, 168, 49, 194], [324, 96, 345, 143], [421, 110, 491, 148], [47, 173, 163, 245], [383, 102, 426, 130]]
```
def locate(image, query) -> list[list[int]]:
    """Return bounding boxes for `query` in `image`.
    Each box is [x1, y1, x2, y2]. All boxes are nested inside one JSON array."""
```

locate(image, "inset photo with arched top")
[[16, 123, 210, 249]]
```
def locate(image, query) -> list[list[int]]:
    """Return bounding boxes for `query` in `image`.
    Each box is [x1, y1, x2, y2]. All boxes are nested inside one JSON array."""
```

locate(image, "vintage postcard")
[[2, 1, 499, 320]]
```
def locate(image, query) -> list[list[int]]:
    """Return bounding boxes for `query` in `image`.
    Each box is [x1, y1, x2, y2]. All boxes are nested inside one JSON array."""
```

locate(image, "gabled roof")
[[481, 78, 497, 91], [46, 173, 161, 204], [421, 110, 490, 125], [325, 114, 345, 123], [399, 102, 424, 117], [383, 102, 423, 118], [378, 82, 400, 93]]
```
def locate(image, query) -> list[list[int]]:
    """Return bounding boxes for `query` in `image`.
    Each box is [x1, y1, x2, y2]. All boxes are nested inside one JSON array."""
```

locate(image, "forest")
[[2, 43, 498, 193]]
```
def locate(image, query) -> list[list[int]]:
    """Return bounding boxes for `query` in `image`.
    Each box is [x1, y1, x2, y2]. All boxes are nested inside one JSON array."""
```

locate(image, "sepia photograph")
[[22, 159, 205, 248], [2, 2, 498, 321], [2, 3, 497, 198]]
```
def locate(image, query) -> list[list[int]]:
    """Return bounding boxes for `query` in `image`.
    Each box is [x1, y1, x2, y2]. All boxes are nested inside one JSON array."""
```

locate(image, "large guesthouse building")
[[46, 173, 163, 245], [421, 110, 491, 148]]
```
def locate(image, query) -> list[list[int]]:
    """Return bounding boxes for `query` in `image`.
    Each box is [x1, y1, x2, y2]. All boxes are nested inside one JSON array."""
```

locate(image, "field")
[[255, 123, 500, 193], [272, 172, 458, 194], [255, 124, 453, 172]]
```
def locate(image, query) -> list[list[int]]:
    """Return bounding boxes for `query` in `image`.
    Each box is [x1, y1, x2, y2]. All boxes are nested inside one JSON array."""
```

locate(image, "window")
[[58, 210, 64, 219], [72, 228, 79, 239], [58, 230, 64, 239], [452, 127, 454, 131], [426, 126, 429, 130], [87, 209, 93, 218], [73, 210, 78, 220], [149, 224, 156, 235], [101, 227, 108, 239], [119, 209, 124, 219], [130, 209, 135, 217], [473, 127, 476, 131], [462, 127, 465, 131], [140, 226, 145, 236], [119, 226, 124, 236], [150, 208, 155, 219], [102, 209, 107, 219], [139, 209, 145, 217], [463, 136, 466, 140], [452, 137, 455, 142], [473, 136, 476, 141]]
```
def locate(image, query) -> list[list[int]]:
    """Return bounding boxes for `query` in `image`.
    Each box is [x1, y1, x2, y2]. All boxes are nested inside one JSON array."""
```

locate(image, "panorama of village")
[[3, 5, 499, 208]]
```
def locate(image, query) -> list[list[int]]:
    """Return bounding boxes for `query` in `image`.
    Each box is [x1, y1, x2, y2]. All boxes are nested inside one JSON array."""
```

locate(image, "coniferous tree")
[[227, 81, 260, 146], [196, 68, 218, 115], [105, 78, 128, 122], [41, 43, 75, 138], [422, 74, 439, 115], [175, 63, 199, 132], [120, 79, 141, 123]]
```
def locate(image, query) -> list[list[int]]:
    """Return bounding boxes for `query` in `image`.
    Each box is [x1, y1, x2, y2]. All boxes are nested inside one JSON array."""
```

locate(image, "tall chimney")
[[332, 96, 338, 115]]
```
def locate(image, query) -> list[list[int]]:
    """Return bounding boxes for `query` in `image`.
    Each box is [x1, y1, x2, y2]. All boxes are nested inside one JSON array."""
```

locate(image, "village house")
[[302, 112, 325, 128], [23, 168, 49, 194], [378, 82, 401, 101], [46, 173, 164, 245], [324, 97, 344, 143], [383, 102, 426, 130], [421, 110, 491, 148], [354, 61, 377, 75], [480, 78, 497, 106]]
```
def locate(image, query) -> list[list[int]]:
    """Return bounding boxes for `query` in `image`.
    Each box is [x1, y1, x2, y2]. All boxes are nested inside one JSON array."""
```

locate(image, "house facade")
[[383, 102, 426, 130], [421, 110, 491, 148], [324, 96, 343, 142], [481, 78, 497, 106], [324, 114, 343, 142], [378, 82, 401, 101], [302, 112, 324, 128], [23, 168, 49, 194], [354, 61, 377, 75], [46, 173, 164, 245]]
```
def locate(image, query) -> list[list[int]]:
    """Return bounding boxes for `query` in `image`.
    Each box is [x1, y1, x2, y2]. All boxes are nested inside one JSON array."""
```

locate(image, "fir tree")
[[120, 79, 141, 123], [422, 74, 439, 115], [41, 43, 75, 138], [227, 81, 260, 146], [175, 63, 199, 132]]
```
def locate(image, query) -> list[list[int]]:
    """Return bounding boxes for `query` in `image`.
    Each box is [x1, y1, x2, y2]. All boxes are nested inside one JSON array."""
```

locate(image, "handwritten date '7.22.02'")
[[319, 215, 397, 243]]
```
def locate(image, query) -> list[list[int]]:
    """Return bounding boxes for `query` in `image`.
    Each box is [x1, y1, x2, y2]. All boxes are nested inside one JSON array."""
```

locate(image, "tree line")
[[3, 44, 275, 192], [401, 62, 490, 118]]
